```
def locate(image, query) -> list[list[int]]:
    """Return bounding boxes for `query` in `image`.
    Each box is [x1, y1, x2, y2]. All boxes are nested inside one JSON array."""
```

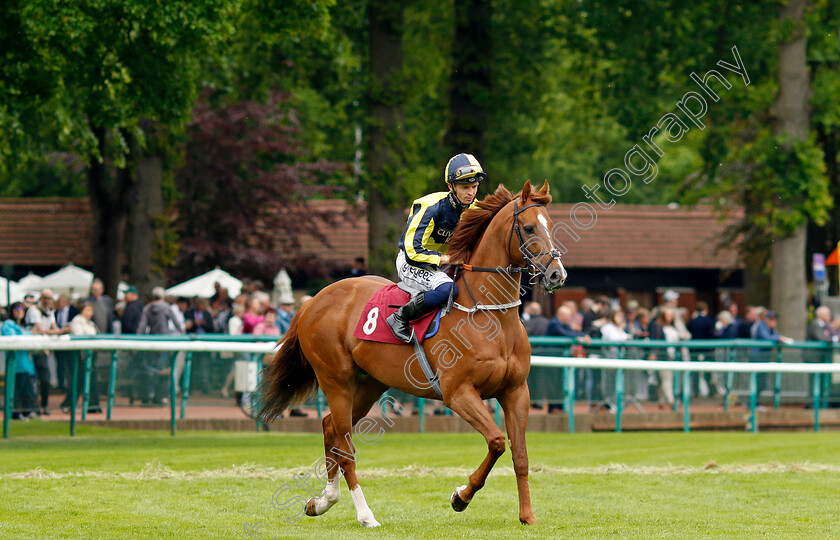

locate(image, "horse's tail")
[[257, 306, 318, 422]]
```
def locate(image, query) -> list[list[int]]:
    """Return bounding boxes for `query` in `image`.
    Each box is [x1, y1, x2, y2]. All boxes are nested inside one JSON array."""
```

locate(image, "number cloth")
[[353, 284, 440, 345]]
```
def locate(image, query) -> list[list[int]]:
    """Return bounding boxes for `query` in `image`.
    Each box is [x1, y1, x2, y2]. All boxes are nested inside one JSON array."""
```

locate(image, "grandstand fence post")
[[251, 353, 261, 433], [724, 347, 735, 411], [316, 389, 323, 418], [180, 351, 193, 420], [813, 373, 821, 432], [4, 353, 16, 439], [672, 361, 679, 413], [69, 352, 79, 436], [681, 347, 690, 432], [564, 366, 575, 433], [169, 351, 177, 436], [615, 368, 624, 433], [418, 398, 425, 433], [773, 346, 782, 409], [107, 351, 118, 420], [682, 369, 691, 433], [749, 371, 758, 433], [82, 350, 92, 420]]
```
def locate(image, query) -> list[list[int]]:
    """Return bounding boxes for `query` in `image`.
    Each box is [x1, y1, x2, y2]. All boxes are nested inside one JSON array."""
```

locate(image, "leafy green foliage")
[[16, 0, 240, 159]]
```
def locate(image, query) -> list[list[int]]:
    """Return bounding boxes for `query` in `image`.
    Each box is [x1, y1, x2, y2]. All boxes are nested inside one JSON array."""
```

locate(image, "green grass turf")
[[2, 421, 840, 539]]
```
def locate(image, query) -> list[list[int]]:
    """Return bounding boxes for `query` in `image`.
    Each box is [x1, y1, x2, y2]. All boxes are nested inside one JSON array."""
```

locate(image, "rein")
[[452, 200, 563, 313]]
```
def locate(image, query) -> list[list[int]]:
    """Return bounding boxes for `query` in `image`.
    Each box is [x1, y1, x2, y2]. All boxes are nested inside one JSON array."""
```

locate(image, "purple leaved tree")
[[173, 92, 352, 286]]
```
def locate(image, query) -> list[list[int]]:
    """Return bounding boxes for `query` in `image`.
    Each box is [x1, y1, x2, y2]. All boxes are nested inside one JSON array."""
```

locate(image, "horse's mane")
[[447, 183, 552, 264]]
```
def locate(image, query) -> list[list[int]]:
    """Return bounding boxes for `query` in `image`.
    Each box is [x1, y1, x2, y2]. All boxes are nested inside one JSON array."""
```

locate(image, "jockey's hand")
[[440, 255, 450, 265]]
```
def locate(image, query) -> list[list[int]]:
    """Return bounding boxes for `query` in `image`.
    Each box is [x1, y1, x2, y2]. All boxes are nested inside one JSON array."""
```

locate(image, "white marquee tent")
[[165, 267, 242, 298], [0, 277, 25, 305], [39, 264, 94, 297], [17, 272, 44, 293]]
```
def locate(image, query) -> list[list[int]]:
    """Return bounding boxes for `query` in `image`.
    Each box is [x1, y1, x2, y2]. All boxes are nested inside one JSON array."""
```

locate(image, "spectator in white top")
[[25, 289, 69, 415], [221, 303, 246, 398], [60, 302, 102, 414]]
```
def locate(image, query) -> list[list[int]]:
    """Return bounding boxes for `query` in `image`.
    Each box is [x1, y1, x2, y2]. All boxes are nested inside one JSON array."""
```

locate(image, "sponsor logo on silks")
[[434, 228, 454, 242], [402, 264, 433, 286]]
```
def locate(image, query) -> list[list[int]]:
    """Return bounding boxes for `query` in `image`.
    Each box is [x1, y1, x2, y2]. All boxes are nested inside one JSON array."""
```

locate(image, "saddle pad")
[[353, 284, 441, 345]]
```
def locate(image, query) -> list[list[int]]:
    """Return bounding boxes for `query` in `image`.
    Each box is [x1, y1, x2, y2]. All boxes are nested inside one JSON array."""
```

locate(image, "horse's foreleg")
[[446, 386, 507, 511], [305, 413, 342, 517], [499, 382, 536, 525]]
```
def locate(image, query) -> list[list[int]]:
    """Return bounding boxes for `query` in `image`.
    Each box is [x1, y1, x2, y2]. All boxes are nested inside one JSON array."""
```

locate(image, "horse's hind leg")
[[343, 377, 389, 527], [305, 412, 343, 517], [306, 375, 388, 527], [446, 386, 507, 512]]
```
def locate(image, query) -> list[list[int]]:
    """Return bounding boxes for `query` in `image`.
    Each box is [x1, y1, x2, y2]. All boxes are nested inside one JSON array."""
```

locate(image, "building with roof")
[[0, 198, 94, 278], [542, 203, 744, 311], [0, 198, 743, 310]]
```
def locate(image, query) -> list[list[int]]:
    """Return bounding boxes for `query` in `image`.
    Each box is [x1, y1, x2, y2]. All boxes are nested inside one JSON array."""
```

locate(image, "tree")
[[807, 0, 840, 292], [365, 0, 410, 278], [174, 93, 347, 284], [444, 0, 492, 157], [2, 0, 241, 296], [771, 0, 820, 338]]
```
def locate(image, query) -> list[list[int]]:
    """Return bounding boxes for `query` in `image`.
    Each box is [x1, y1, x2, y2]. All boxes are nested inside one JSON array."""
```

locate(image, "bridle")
[[453, 200, 564, 312], [507, 201, 564, 286]]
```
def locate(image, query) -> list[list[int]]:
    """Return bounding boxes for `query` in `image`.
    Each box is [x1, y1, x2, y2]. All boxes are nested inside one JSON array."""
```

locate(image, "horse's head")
[[509, 180, 567, 292]]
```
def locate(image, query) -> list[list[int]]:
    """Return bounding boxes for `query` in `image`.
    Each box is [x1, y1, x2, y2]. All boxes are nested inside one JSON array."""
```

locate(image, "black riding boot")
[[386, 294, 430, 343]]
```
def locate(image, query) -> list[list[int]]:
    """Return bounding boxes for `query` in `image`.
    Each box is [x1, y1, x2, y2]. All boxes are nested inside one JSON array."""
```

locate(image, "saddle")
[[353, 284, 441, 345]]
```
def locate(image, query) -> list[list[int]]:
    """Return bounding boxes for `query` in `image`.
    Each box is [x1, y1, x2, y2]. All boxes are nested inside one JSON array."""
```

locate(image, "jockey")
[[386, 153, 485, 343]]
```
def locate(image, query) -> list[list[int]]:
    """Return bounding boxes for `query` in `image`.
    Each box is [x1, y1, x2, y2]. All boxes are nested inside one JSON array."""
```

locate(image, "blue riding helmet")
[[445, 153, 486, 184]]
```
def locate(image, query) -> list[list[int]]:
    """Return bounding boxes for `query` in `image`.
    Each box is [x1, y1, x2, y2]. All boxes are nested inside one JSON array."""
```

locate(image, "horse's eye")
[[523, 225, 535, 234]]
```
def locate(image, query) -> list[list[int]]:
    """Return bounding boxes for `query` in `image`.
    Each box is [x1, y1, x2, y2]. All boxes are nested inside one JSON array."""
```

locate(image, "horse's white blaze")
[[350, 486, 380, 527], [312, 479, 340, 515], [537, 212, 567, 282], [537, 213, 553, 249]]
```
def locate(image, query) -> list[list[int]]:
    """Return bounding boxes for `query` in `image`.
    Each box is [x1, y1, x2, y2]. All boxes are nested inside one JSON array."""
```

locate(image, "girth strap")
[[411, 334, 442, 398]]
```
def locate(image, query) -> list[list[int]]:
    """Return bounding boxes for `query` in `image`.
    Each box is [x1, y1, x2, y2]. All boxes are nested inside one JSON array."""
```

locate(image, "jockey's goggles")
[[449, 166, 485, 184]]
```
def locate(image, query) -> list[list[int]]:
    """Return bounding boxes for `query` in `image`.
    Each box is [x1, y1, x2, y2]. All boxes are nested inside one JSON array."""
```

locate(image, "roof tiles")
[[0, 198, 94, 265], [0, 198, 741, 270]]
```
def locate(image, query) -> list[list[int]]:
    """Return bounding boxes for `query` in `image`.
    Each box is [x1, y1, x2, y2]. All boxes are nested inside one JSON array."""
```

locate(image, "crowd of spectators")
[[4, 277, 839, 419], [520, 290, 836, 410], [1, 277, 308, 419]]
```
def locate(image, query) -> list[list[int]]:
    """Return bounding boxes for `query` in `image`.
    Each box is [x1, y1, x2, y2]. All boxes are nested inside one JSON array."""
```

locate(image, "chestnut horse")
[[259, 180, 566, 527]]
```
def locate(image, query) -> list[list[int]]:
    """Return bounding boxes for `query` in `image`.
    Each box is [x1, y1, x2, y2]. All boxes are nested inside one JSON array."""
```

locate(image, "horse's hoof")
[[520, 516, 536, 525], [358, 516, 381, 528], [305, 497, 318, 517], [450, 487, 470, 512]]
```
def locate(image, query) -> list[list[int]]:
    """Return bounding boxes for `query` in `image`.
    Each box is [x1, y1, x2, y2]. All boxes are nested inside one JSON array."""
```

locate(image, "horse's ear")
[[538, 180, 550, 196], [520, 180, 532, 203]]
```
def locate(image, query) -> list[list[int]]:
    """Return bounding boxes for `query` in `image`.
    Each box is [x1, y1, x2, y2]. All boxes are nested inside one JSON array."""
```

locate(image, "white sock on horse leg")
[[312, 479, 341, 515], [350, 486, 380, 527]]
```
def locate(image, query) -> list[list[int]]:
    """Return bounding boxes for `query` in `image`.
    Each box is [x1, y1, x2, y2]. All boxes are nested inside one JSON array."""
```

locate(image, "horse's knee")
[[488, 434, 506, 456], [322, 416, 335, 443], [513, 458, 529, 477]]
